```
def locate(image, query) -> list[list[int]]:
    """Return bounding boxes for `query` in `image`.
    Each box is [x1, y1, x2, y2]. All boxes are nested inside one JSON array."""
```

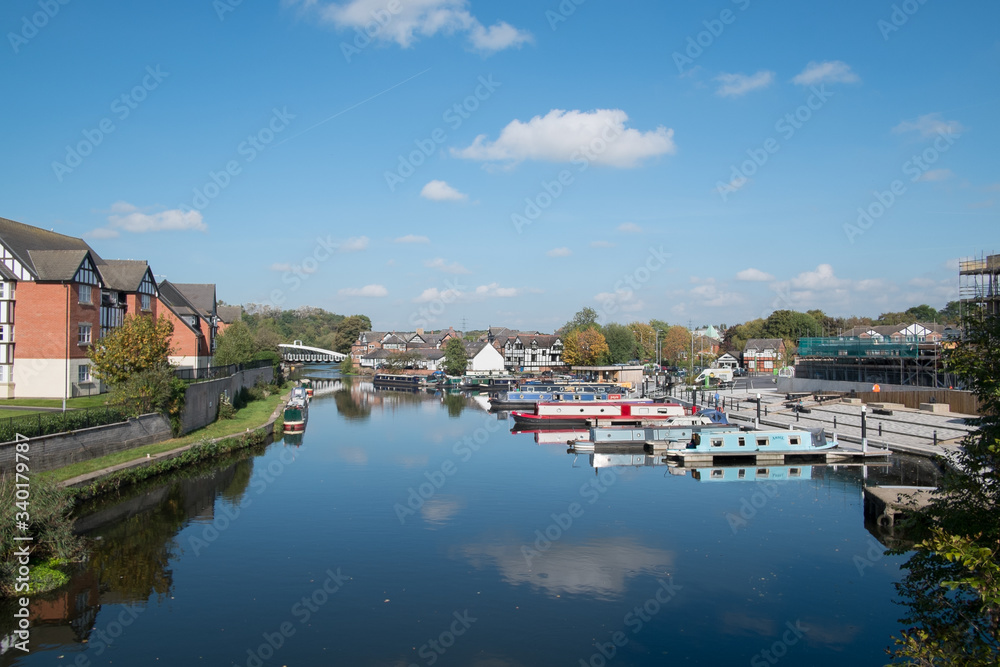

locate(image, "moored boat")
[[662, 428, 837, 456], [511, 401, 686, 428], [283, 390, 309, 433]]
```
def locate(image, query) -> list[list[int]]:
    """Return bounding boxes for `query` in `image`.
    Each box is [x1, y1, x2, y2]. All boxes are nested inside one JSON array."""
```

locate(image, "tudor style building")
[[0, 216, 162, 398]]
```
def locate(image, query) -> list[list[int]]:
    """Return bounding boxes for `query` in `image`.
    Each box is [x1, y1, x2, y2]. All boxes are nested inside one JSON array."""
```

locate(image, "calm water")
[[5, 371, 938, 666]]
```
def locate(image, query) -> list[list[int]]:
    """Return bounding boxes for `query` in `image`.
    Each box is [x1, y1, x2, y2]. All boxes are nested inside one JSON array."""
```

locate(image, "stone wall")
[[0, 413, 173, 473], [179, 366, 273, 434]]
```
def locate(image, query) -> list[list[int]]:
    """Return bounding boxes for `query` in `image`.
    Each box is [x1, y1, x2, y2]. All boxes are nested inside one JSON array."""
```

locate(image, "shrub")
[[218, 394, 235, 420]]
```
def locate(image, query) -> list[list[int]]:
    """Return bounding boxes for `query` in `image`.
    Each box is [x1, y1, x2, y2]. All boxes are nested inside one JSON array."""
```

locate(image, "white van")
[[693, 368, 734, 384]]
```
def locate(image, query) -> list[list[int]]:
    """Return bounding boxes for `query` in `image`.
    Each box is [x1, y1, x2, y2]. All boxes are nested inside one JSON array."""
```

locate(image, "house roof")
[[157, 279, 204, 335], [100, 259, 153, 292], [0, 216, 99, 278], [718, 351, 741, 360], [514, 334, 561, 347], [171, 283, 216, 319], [26, 249, 92, 281], [744, 338, 785, 352], [217, 305, 242, 324], [842, 322, 946, 338]]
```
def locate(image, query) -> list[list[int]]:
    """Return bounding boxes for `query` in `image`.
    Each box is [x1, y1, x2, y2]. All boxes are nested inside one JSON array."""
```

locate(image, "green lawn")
[[0, 395, 110, 409], [45, 390, 289, 483], [0, 409, 48, 419]]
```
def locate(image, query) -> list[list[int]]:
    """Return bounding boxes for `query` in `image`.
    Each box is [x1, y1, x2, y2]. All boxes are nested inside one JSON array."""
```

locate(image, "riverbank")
[[49, 388, 290, 498]]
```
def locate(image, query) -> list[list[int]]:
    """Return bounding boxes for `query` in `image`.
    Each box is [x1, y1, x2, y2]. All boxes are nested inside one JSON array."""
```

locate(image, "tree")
[[561, 307, 599, 335], [889, 315, 1000, 662], [213, 320, 257, 366], [660, 326, 692, 364], [628, 322, 656, 360], [253, 320, 282, 353], [561, 330, 583, 367], [89, 315, 174, 386], [333, 314, 373, 354], [383, 350, 421, 371], [603, 323, 636, 364], [443, 338, 468, 376], [109, 366, 187, 431], [906, 304, 940, 322], [576, 328, 609, 365], [939, 301, 962, 324]]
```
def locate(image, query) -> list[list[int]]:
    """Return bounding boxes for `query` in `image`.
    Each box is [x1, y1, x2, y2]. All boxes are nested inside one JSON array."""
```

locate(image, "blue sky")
[[3, 0, 998, 332]]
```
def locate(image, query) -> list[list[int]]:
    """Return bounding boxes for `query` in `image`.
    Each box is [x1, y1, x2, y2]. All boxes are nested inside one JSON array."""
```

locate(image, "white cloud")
[[736, 268, 775, 282], [338, 284, 388, 297], [792, 60, 860, 86], [394, 234, 430, 244], [714, 70, 775, 97], [413, 286, 461, 303], [590, 240, 616, 248], [424, 257, 470, 274], [420, 180, 467, 201], [690, 283, 744, 307], [788, 263, 847, 290], [452, 109, 676, 168], [918, 169, 953, 182], [547, 247, 572, 257], [292, 0, 531, 52], [339, 236, 370, 252], [474, 282, 519, 298], [88, 201, 206, 238], [893, 113, 965, 138], [617, 222, 642, 233]]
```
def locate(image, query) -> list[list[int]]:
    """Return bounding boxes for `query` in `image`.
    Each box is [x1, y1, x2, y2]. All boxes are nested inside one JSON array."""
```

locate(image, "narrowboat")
[[489, 385, 632, 410], [373, 373, 425, 389], [301, 378, 314, 397], [511, 401, 687, 428], [688, 465, 814, 482], [662, 428, 837, 456], [283, 391, 309, 434]]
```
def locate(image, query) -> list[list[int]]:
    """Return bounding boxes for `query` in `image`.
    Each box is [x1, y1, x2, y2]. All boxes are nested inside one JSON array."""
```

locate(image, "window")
[[711, 438, 724, 448], [756, 468, 770, 478], [789, 436, 801, 446], [78, 365, 91, 383], [78, 323, 92, 345], [141, 293, 151, 310], [737, 469, 746, 479], [0, 282, 5, 299], [0, 325, 5, 342], [738, 437, 746, 447], [756, 437, 769, 447], [79, 284, 92, 304], [789, 468, 801, 478]]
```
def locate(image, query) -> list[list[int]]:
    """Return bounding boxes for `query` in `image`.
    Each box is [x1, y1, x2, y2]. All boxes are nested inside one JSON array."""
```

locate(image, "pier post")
[[879, 422, 882, 437], [755, 393, 761, 429], [933, 430, 938, 446], [861, 405, 868, 453], [833, 416, 837, 429]]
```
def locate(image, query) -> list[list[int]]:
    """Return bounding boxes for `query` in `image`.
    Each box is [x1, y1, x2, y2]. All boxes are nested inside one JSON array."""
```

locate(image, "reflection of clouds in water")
[[337, 446, 368, 465], [462, 538, 673, 600], [720, 610, 776, 637], [802, 619, 859, 648], [395, 455, 430, 468], [421, 497, 464, 527]]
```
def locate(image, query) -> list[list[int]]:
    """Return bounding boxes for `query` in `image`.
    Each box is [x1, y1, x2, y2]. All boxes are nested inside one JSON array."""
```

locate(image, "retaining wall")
[[179, 366, 273, 434], [776, 377, 978, 414], [0, 413, 173, 473]]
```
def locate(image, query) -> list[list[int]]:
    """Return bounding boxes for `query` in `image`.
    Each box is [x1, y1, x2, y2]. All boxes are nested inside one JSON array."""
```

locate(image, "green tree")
[[213, 320, 257, 366], [939, 301, 962, 324], [906, 304, 940, 322], [628, 322, 656, 360], [561, 307, 600, 334], [382, 350, 421, 371], [443, 338, 468, 376], [603, 323, 636, 364], [889, 315, 1000, 662], [109, 366, 187, 431], [89, 314, 174, 386], [333, 314, 373, 354], [253, 320, 282, 353]]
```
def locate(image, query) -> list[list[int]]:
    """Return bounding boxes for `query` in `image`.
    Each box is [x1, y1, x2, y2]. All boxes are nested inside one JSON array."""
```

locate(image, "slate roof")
[[217, 305, 242, 324], [744, 338, 785, 352], [157, 279, 204, 335], [26, 249, 92, 281], [171, 283, 216, 319], [100, 259, 152, 292], [0, 216, 99, 277]]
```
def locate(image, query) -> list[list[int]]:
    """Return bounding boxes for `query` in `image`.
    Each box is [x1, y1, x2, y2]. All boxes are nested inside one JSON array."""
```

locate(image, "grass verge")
[[0, 395, 109, 409], [44, 390, 288, 484]]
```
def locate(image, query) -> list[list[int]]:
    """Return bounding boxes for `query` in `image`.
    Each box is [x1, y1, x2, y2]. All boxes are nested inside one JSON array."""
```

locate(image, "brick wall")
[[159, 305, 206, 358], [16, 282, 100, 360]]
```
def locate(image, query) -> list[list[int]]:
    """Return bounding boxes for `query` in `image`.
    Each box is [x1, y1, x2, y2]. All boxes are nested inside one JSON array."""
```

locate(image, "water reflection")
[[462, 538, 673, 601]]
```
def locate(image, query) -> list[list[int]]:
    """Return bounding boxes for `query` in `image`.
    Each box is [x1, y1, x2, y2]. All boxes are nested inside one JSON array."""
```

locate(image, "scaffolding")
[[959, 252, 1000, 318], [795, 337, 956, 387]]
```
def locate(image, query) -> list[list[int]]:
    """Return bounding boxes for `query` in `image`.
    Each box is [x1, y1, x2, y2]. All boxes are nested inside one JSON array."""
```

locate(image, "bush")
[[108, 366, 187, 435], [218, 393, 235, 420], [0, 406, 134, 444]]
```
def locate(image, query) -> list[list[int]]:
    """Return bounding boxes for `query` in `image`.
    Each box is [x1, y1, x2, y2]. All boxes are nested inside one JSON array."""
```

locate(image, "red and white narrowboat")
[[511, 401, 686, 428]]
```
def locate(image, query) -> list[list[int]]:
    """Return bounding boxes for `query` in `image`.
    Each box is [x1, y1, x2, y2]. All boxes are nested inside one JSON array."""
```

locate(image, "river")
[[3, 370, 940, 666]]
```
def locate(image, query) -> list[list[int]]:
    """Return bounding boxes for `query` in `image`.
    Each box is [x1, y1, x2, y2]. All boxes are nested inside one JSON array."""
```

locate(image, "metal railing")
[[173, 358, 274, 382]]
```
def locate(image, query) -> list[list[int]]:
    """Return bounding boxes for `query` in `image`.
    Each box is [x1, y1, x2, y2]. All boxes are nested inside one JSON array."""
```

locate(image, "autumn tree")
[[660, 326, 692, 364], [88, 315, 174, 386], [561, 330, 583, 366], [576, 328, 609, 365], [561, 307, 600, 335]]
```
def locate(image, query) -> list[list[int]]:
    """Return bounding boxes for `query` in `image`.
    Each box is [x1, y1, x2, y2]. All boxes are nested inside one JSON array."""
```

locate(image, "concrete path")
[[665, 386, 975, 461]]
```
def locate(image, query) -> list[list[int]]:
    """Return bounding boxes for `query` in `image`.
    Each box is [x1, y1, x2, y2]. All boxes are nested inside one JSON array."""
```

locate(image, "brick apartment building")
[[0, 215, 224, 398]]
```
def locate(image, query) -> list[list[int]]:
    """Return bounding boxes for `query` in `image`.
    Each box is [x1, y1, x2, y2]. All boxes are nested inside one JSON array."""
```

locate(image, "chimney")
[[416, 327, 424, 336]]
